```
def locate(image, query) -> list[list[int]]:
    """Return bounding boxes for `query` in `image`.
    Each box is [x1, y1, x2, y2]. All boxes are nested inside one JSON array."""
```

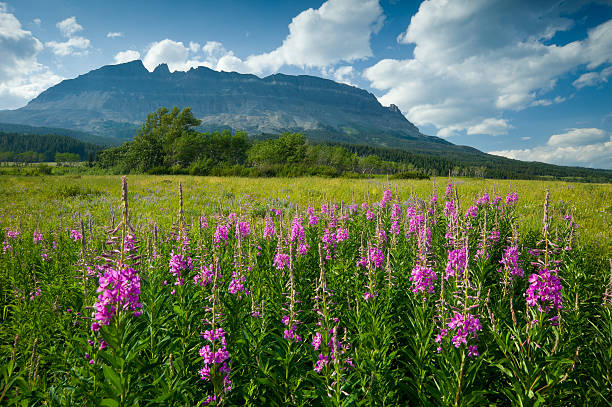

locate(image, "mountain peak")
[[0, 61, 432, 149], [152, 63, 170, 75]]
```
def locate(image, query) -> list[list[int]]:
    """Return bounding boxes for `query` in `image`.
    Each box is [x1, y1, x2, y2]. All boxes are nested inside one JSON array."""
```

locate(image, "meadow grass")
[[0, 174, 611, 406]]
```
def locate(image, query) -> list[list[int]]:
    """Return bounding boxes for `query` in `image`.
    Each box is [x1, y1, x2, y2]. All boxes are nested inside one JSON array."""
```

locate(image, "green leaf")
[[102, 364, 122, 394], [100, 399, 119, 407]]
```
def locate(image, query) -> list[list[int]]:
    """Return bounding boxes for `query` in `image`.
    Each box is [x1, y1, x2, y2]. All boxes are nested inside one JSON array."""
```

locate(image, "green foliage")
[[0, 175, 611, 405]]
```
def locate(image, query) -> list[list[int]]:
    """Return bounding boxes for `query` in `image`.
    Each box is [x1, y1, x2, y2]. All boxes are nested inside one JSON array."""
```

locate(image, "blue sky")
[[1, 0, 611, 168]]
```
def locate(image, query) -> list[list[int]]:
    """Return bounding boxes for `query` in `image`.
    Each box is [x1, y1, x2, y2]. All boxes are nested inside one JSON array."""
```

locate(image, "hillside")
[[0, 60, 465, 153]]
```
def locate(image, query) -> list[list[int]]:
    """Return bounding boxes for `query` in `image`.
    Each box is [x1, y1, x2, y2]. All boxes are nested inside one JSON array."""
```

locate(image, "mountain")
[[0, 60, 471, 154]]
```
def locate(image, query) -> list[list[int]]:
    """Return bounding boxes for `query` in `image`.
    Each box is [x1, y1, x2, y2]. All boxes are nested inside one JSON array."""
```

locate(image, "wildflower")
[[506, 192, 518, 205], [91, 266, 142, 331], [336, 227, 349, 243], [263, 217, 275, 239], [369, 246, 384, 270], [70, 229, 83, 242], [312, 332, 322, 350], [410, 265, 436, 294], [465, 205, 478, 219], [273, 252, 290, 270], [169, 251, 193, 286], [499, 246, 523, 280], [445, 247, 467, 280], [235, 221, 251, 238], [314, 354, 328, 373], [200, 216, 209, 229], [525, 269, 563, 314], [380, 190, 393, 208], [214, 224, 229, 246], [33, 231, 43, 244]]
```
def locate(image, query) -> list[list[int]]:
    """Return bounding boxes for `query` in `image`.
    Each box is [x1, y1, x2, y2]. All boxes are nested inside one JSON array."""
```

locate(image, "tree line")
[[0, 132, 102, 165], [97, 107, 429, 178]]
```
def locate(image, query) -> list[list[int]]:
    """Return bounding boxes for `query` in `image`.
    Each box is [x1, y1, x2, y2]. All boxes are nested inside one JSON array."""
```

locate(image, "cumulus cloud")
[[490, 128, 612, 169], [56, 16, 82, 37], [142, 39, 192, 71], [114, 50, 140, 64], [573, 66, 612, 88], [467, 118, 512, 136], [107, 31, 123, 39], [364, 0, 612, 138], [46, 36, 91, 56], [33, 18, 40, 26], [46, 16, 90, 56], [140, 0, 383, 75], [0, 4, 62, 109]]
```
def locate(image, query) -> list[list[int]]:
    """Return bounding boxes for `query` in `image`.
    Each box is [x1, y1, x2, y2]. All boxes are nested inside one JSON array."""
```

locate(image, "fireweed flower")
[[335, 227, 349, 243], [505, 192, 519, 205], [380, 190, 393, 208], [349, 203, 358, 216], [91, 265, 142, 331], [390, 221, 400, 236], [169, 250, 193, 286], [410, 265, 436, 294], [273, 252, 290, 270], [194, 263, 215, 287], [499, 246, 523, 281], [307, 206, 319, 225], [199, 328, 232, 392], [391, 203, 402, 220], [476, 193, 490, 206], [366, 210, 375, 221], [263, 216, 275, 239], [437, 312, 482, 356], [200, 216, 209, 229], [235, 221, 251, 239], [227, 212, 237, 225], [465, 205, 478, 219], [33, 230, 43, 244], [525, 268, 563, 314], [70, 229, 83, 242], [369, 246, 384, 270], [214, 224, 229, 246], [6, 229, 20, 239], [445, 247, 467, 280]]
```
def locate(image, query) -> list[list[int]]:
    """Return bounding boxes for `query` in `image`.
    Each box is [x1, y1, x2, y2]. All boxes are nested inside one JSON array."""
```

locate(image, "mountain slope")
[[0, 60, 461, 152]]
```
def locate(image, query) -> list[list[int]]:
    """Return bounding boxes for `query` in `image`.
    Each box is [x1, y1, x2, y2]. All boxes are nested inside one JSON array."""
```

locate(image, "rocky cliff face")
[[0, 60, 451, 150]]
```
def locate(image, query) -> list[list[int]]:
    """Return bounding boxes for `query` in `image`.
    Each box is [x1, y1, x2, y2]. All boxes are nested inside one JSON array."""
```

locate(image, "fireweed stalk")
[[199, 260, 231, 405], [90, 177, 142, 405]]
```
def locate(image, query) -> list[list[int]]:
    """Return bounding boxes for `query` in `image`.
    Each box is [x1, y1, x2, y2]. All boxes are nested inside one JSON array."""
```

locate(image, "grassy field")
[[0, 174, 611, 406], [1, 175, 610, 250]]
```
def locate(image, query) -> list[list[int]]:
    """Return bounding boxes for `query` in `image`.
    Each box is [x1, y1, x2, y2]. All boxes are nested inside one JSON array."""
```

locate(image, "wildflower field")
[[0, 175, 611, 406]]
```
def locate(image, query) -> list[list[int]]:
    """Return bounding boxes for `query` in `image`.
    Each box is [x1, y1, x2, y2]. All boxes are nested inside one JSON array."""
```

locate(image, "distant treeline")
[[0, 132, 103, 163], [96, 106, 612, 182], [97, 107, 429, 178], [323, 142, 612, 182]]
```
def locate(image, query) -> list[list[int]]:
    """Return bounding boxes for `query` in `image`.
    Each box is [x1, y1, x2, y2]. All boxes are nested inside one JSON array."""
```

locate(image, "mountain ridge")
[[0, 60, 453, 151]]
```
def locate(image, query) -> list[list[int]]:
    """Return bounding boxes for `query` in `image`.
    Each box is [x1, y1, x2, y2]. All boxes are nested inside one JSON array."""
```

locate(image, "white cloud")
[[142, 39, 211, 72], [0, 4, 62, 109], [46, 16, 90, 56], [140, 0, 383, 75], [114, 50, 140, 64], [56, 16, 82, 37], [241, 0, 383, 74], [573, 66, 612, 88], [33, 18, 41, 26], [467, 118, 512, 135], [547, 127, 607, 146], [107, 31, 123, 39], [490, 128, 612, 169], [189, 41, 200, 53], [46, 36, 91, 56], [521, 136, 531, 141], [364, 0, 612, 138]]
